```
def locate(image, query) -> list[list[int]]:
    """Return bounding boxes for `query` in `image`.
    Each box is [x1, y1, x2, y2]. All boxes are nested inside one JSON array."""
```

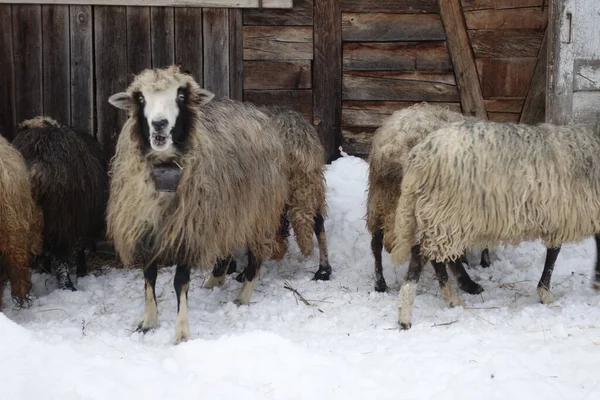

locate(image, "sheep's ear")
[[197, 89, 215, 105], [108, 92, 135, 110]]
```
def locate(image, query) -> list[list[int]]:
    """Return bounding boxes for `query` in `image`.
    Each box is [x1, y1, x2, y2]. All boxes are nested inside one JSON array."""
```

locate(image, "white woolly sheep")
[[107, 66, 295, 343], [391, 118, 600, 329], [367, 103, 489, 298]]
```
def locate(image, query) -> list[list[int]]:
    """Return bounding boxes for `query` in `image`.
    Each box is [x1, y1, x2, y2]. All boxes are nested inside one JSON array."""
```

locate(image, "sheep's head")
[[108, 65, 214, 155]]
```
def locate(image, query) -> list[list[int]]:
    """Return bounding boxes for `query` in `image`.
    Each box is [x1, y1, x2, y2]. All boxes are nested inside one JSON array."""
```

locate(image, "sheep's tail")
[[390, 177, 419, 265]]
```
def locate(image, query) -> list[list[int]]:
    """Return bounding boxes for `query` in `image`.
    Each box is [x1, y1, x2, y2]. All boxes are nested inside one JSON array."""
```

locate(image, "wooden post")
[[438, 0, 487, 119], [520, 29, 548, 124], [313, 0, 342, 162], [0, 5, 16, 139]]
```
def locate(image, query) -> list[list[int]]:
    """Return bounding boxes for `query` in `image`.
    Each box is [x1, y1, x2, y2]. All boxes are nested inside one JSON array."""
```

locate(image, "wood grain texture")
[[244, 90, 313, 120], [95, 6, 128, 157], [12, 5, 42, 124], [477, 58, 537, 98], [438, 0, 487, 118], [343, 71, 459, 102], [151, 7, 175, 68], [343, 42, 451, 72], [203, 8, 229, 98], [42, 5, 70, 125], [243, 26, 313, 60], [488, 112, 520, 122], [464, 7, 548, 30], [1, 0, 293, 7], [461, 0, 548, 11], [229, 8, 243, 101], [484, 98, 524, 113], [0, 5, 16, 138], [244, 60, 311, 89], [469, 29, 544, 58], [341, 126, 376, 157], [342, 0, 438, 13], [243, 0, 312, 26], [342, 13, 446, 42], [127, 7, 151, 77], [174, 7, 203, 85], [520, 29, 547, 124], [314, 0, 342, 161], [342, 101, 461, 127], [70, 5, 94, 135]]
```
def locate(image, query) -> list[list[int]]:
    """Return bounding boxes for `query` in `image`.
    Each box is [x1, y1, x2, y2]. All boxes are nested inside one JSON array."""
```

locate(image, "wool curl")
[[367, 102, 470, 252], [259, 105, 327, 258], [12, 117, 107, 256], [0, 134, 43, 309], [107, 67, 289, 269], [391, 119, 600, 264]]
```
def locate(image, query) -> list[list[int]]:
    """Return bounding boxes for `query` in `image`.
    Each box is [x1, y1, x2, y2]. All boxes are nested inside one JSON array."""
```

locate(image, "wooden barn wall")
[[0, 4, 242, 159]]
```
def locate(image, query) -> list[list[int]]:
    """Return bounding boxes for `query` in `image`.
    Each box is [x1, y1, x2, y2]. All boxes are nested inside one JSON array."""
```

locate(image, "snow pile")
[[2, 155, 600, 399]]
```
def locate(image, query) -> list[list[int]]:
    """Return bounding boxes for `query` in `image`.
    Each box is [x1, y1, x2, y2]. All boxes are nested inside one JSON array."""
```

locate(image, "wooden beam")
[[0, 0, 293, 8], [438, 0, 487, 118], [0, 5, 16, 138], [520, 29, 547, 124], [546, 0, 571, 125], [314, 0, 342, 161]]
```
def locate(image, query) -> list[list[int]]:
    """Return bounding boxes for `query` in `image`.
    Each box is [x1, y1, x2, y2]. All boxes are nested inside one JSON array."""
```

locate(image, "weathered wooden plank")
[[95, 6, 128, 158], [461, 0, 548, 11], [70, 5, 94, 135], [13, 5, 43, 123], [343, 72, 459, 102], [342, 13, 446, 42], [464, 7, 548, 30], [341, 126, 376, 157], [545, 0, 570, 125], [243, 26, 313, 60], [244, 60, 311, 89], [477, 58, 537, 98], [488, 112, 520, 122], [42, 5, 70, 125], [203, 8, 229, 98], [243, 0, 312, 26], [484, 98, 524, 113], [229, 9, 243, 101], [314, 0, 342, 161], [0, 5, 16, 138], [573, 92, 600, 126], [342, 0, 438, 13], [174, 7, 203, 85], [127, 7, 151, 77], [439, 0, 487, 118], [574, 60, 600, 91], [1, 0, 294, 7], [343, 42, 452, 72], [151, 7, 175, 68], [469, 29, 544, 58], [520, 30, 547, 124], [244, 90, 313, 120], [342, 101, 461, 127]]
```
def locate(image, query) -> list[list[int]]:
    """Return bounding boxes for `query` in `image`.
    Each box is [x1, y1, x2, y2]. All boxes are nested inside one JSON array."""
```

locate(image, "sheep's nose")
[[152, 119, 168, 131]]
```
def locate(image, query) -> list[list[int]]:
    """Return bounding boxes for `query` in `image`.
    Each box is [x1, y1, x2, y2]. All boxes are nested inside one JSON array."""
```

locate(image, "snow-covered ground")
[[3, 155, 600, 399]]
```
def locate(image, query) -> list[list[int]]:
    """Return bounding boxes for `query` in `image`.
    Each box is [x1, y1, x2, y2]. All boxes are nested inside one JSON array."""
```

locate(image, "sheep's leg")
[[205, 257, 232, 289], [235, 250, 262, 306], [235, 252, 248, 283], [313, 209, 332, 281], [137, 260, 158, 333], [537, 246, 561, 304], [448, 260, 484, 294], [2, 240, 33, 307], [372, 228, 387, 292], [398, 245, 424, 330], [52, 249, 77, 291], [227, 258, 237, 274], [458, 253, 470, 267], [75, 238, 88, 278], [272, 206, 290, 261], [431, 261, 463, 308], [480, 248, 491, 268], [174, 263, 191, 343], [594, 234, 600, 291]]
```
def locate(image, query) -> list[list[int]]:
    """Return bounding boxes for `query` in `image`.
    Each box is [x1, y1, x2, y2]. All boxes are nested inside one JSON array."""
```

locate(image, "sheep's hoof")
[[235, 270, 246, 283], [480, 259, 491, 269], [58, 282, 77, 292], [136, 325, 153, 334], [174, 323, 190, 344], [374, 278, 387, 293], [76, 266, 88, 278], [313, 264, 332, 281], [399, 321, 412, 330], [537, 286, 555, 304], [593, 281, 600, 292], [458, 279, 484, 295], [204, 275, 226, 289]]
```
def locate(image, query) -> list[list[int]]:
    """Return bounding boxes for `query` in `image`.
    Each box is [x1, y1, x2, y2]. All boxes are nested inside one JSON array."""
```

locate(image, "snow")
[[3, 154, 600, 399]]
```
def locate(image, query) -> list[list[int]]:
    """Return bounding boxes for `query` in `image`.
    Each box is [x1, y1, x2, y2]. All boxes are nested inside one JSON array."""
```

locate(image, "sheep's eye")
[[177, 93, 185, 102], [138, 96, 144, 104]]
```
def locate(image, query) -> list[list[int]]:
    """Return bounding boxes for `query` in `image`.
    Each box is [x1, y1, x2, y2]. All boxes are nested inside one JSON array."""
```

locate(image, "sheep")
[[205, 105, 331, 287], [107, 65, 294, 343], [0, 134, 43, 310], [12, 117, 108, 291], [367, 103, 489, 297], [391, 118, 600, 329]]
